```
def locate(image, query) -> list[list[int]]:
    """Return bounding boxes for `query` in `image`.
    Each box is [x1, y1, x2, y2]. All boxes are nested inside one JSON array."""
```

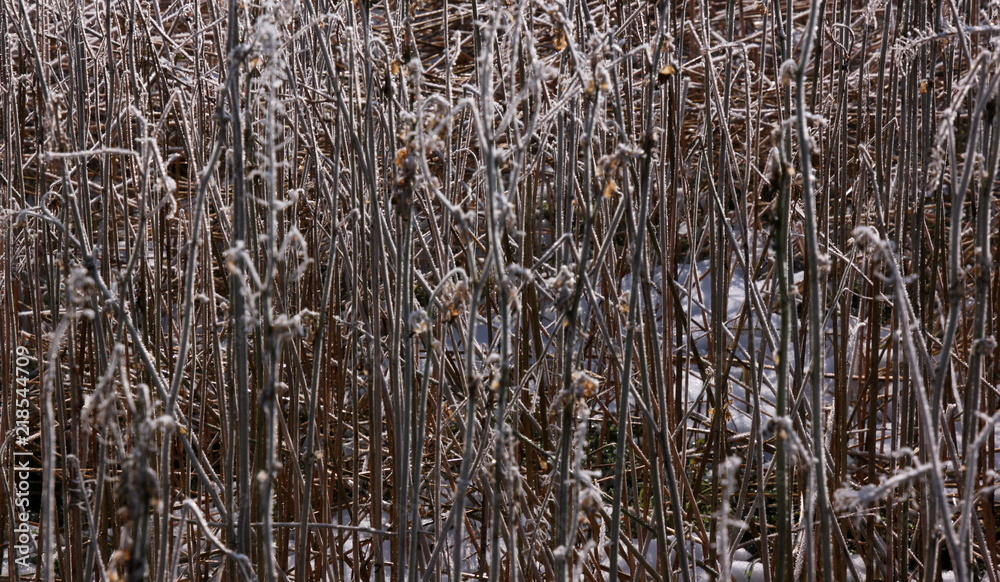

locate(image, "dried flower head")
[[571, 370, 599, 400], [409, 309, 430, 335], [547, 265, 577, 311]]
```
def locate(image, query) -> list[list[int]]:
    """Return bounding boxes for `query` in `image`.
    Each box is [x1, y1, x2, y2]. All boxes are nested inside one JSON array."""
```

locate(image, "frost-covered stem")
[[257, 14, 286, 581], [295, 101, 343, 576], [861, 230, 968, 581], [352, 3, 388, 579], [793, 0, 833, 577], [608, 3, 688, 580], [717, 457, 740, 582], [892, 279, 967, 582], [960, 409, 1000, 560], [960, 70, 1000, 564], [552, 97, 598, 582], [772, 137, 795, 582], [771, 4, 794, 577], [405, 269, 466, 581], [41, 315, 71, 582], [607, 205, 645, 582], [472, 9, 514, 581], [609, 2, 691, 582], [548, 34, 622, 581], [297, 122, 342, 581], [407, 325, 436, 580], [452, 150, 485, 582], [933, 63, 999, 430], [180, 500, 256, 582], [225, 0, 253, 570], [451, 277, 482, 582], [395, 128, 414, 582], [154, 42, 236, 582]]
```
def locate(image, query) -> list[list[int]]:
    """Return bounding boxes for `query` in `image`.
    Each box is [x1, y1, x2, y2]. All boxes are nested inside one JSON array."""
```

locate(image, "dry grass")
[[2, 0, 1000, 581]]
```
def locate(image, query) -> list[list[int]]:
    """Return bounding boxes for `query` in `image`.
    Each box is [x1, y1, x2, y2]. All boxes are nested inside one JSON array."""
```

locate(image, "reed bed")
[[2, 0, 1000, 580]]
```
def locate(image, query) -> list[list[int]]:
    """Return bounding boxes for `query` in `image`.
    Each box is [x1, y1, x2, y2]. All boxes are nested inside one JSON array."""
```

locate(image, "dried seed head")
[[507, 263, 531, 286], [571, 371, 599, 400], [547, 265, 577, 310], [409, 309, 430, 335], [553, 28, 567, 51], [779, 59, 797, 85], [441, 280, 470, 322], [272, 313, 306, 337], [851, 225, 882, 249], [602, 178, 617, 199], [615, 290, 630, 316], [657, 63, 676, 84]]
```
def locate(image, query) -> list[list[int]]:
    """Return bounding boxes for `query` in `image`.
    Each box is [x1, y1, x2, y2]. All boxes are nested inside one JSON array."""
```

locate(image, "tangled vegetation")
[[2, 0, 1000, 580]]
